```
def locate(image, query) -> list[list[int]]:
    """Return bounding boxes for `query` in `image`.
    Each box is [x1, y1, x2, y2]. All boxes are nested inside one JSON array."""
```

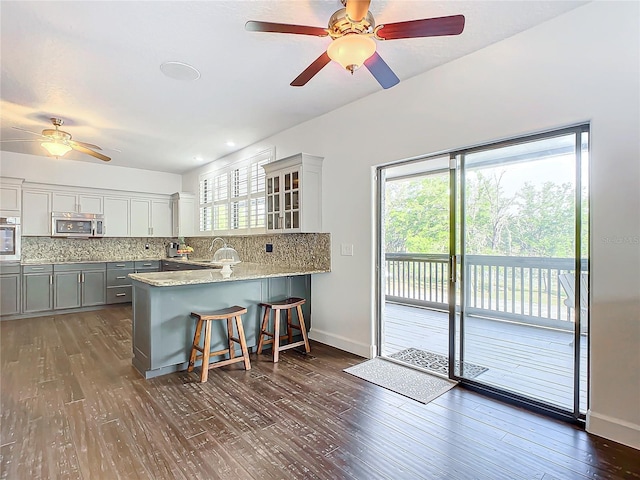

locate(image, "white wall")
[[188, 2, 640, 448], [0, 151, 181, 194]]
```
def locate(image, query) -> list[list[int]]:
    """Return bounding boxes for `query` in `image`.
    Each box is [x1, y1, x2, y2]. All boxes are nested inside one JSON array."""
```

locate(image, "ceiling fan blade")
[[12, 126, 45, 138], [0, 139, 40, 143], [377, 14, 465, 40], [291, 51, 331, 87], [245, 21, 328, 37], [70, 143, 111, 162], [70, 140, 102, 151], [346, 0, 371, 22], [364, 52, 399, 89]]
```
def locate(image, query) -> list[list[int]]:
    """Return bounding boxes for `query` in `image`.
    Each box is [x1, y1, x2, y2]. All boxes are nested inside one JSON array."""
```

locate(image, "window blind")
[[198, 147, 273, 234]]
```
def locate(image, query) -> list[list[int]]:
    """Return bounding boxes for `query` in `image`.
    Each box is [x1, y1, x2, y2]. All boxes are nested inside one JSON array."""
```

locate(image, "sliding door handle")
[[450, 255, 458, 283]]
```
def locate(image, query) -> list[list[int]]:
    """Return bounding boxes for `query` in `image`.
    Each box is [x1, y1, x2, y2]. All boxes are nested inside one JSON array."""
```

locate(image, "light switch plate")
[[340, 243, 354, 256]]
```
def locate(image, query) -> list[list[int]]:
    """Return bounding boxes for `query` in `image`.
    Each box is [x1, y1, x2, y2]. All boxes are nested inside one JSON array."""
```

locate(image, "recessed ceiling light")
[[226, 141, 236, 147], [194, 156, 204, 162], [160, 61, 201, 81]]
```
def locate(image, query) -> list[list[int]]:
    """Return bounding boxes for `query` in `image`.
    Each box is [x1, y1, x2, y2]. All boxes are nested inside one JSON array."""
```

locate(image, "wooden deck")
[[382, 303, 588, 412]]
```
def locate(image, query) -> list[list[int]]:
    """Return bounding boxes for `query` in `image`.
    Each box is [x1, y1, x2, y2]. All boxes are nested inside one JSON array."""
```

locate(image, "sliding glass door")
[[453, 126, 589, 416], [378, 125, 589, 418], [378, 157, 451, 372]]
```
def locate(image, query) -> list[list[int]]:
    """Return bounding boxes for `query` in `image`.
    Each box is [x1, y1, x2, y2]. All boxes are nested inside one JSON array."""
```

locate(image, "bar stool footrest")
[[277, 340, 307, 352]]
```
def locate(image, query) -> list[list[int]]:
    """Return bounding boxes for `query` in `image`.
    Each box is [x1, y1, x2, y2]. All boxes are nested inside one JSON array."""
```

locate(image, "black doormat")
[[389, 348, 488, 379]]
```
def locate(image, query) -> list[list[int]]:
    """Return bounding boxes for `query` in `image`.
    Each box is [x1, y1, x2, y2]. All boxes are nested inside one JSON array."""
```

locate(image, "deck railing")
[[385, 253, 588, 330]]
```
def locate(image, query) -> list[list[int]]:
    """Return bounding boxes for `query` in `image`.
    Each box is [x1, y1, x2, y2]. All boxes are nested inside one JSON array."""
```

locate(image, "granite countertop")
[[128, 262, 330, 287], [19, 257, 207, 266], [20, 259, 115, 265]]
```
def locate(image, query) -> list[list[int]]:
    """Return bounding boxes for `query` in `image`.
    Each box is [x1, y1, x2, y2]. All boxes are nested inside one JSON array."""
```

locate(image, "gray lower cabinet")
[[135, 260, 160, 272], [106, 260, 159, 304], [22, 264, 53, 313], [131, 274, 311, 379], [106, 261, 134, 304], [0, 263, 21, 316], [54, 263, 106, 310], [161, 260, 209, 271]]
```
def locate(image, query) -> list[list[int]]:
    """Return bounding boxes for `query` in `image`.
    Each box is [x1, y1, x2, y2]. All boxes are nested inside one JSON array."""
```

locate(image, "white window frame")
[[199, 147, 273, 234]]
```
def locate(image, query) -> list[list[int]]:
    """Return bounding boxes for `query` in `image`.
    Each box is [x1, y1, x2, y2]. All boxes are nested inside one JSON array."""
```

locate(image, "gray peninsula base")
[[131, 275, 311, 379]]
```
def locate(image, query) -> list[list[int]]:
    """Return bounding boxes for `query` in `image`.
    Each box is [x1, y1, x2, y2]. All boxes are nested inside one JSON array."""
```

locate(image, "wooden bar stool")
[[257, 297, 310, 363], [188, 305, 251, 382]]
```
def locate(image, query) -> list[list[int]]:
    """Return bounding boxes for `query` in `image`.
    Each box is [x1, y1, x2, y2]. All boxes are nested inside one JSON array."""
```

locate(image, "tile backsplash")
[[21, 237, 171, 263], [185, 233, 331, 270], [22, 233, 331, 270]]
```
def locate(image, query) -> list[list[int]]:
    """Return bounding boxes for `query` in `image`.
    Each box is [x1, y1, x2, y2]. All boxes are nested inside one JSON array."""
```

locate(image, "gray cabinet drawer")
[[22, 264, 53, 274], [55, 263, 106, 272], [107, 261, 135, 270], [0, 263, 21, 275], [134, 260, 159, 270], [162, 261, 209, 271], [106, 286, 132, 304], [106, 269, 134, 286]]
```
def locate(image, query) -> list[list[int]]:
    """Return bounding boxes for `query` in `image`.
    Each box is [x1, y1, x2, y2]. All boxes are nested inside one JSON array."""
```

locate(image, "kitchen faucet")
[[209, 237, 225, 252]]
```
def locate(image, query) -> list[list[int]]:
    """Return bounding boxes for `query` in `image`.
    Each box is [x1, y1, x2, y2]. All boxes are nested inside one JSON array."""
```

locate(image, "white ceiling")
[[0, 1, 586, 174]]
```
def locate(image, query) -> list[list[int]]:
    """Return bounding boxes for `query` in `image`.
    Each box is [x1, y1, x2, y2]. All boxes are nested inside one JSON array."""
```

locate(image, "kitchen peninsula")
[[128, 262, 329, 379]]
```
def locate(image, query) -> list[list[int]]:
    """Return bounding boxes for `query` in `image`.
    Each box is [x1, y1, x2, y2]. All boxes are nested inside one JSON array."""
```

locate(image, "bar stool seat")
[[257, 297, 310, 363], [188, 305, 251, 382]]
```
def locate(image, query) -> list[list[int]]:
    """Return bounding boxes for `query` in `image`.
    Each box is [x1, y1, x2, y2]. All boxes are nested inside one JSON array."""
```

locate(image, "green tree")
[[385, 174, 449, 253], [511, 181, 575, 257], [465, 171, 515, 254], [385, 170, 577, 258]]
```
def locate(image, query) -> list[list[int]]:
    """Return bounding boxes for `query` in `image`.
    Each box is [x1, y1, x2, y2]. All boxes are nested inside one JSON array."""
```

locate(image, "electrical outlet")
[[340, 244, 354, 256], [266, 243, 273, 253]]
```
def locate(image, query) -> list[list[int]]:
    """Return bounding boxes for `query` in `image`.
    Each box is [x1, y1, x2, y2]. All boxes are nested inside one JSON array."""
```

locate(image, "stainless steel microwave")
[[51, 212, 105, 238]]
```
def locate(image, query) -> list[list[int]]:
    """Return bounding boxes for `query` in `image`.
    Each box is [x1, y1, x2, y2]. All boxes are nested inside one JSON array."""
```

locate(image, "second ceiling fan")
[[246, 0, 465, 89]]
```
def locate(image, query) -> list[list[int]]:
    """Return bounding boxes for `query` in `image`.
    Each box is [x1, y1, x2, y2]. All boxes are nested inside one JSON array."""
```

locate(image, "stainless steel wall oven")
[[0, 217, 21, 261]]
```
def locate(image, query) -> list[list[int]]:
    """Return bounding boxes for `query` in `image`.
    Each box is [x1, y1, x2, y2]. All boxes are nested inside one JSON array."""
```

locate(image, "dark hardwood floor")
[[1, 307, 638, 479]]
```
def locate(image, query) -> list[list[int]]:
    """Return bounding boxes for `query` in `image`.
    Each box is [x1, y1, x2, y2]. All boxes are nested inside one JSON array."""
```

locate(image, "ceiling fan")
[[1, 117, 111, 162], [245, 0, 465, 89]]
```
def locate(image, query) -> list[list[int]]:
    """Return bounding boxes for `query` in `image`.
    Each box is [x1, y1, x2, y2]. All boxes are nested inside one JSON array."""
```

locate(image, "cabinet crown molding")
[[22, 181, 173, 200], [262, 153, 323, 175]]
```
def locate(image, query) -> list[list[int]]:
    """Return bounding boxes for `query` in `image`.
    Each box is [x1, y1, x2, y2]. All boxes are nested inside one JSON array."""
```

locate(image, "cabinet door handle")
[[115, 264, 126, 267], [116, 293, 126, 297], [49, 275, 53, 285], [116, 276, 126, 279], [78, 273, 81, 283], [31, 267, 45, 271], [142, 263, 151, 266]]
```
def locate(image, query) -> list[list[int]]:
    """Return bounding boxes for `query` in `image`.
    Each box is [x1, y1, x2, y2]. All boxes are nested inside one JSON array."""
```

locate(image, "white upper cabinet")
[[130, 198, 172, 237], [262, 153, 323, 233], [103, 197, 130, 237], [171, 192, 195, 238], [52, 192, 103, 214], [151, 199, 172, 237], [22, 189, 51, 236], [130, 199, 151, 237], [21, 182, 173, 238], [0, 177, 23, 216]]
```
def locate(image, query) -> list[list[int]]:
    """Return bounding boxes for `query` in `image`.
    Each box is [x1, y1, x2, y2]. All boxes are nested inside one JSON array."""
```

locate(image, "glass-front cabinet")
[[263, 153, 323, 233]]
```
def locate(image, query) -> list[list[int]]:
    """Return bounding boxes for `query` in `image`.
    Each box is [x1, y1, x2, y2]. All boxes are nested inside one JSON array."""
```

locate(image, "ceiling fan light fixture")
[[41, 141, 72, 157], [327, 34, 376, 73]]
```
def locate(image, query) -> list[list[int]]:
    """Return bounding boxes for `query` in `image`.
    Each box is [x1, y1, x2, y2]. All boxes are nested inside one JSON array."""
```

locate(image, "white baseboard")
[[308, 329, 374, 358], [586, 410, 640, 450]]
